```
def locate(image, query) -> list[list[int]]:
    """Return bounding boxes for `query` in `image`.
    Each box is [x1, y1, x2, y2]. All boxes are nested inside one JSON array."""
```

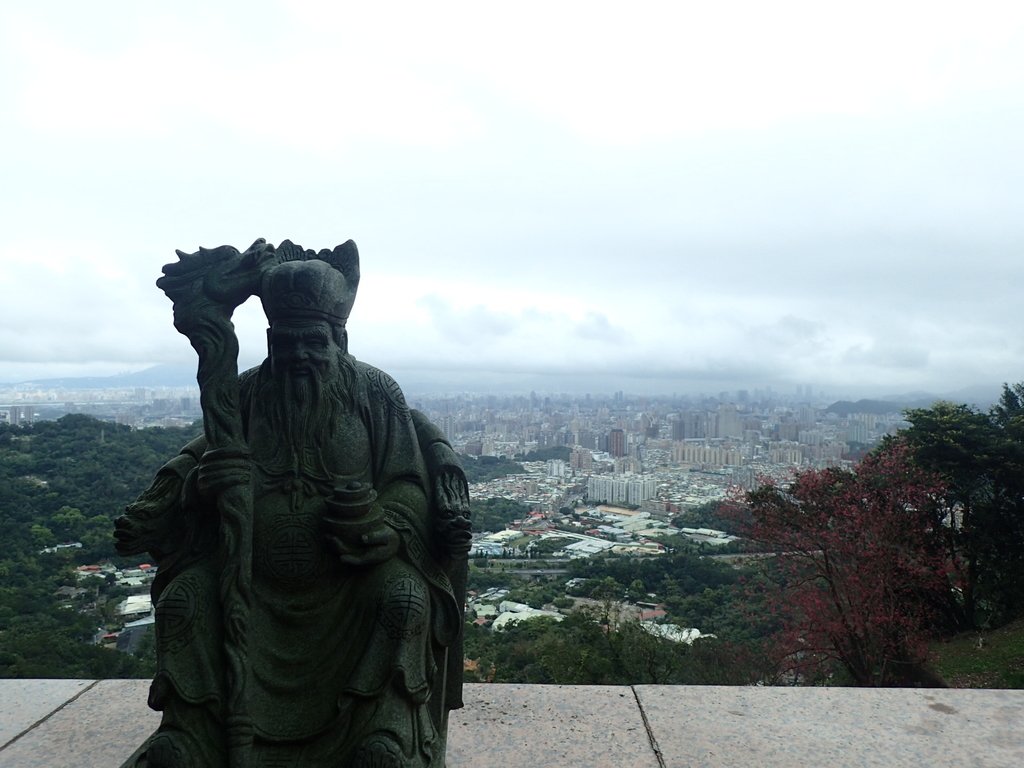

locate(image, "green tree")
[[517, 446, 571, 462], [627, 578, 646, 599], [458, 454, 525, 483], [29, 524, 55, 548], [901, 389, 1024, 627], [984, 384, 1024, 620], [471, 497, 531, 532], [50, 506, 86, 540]]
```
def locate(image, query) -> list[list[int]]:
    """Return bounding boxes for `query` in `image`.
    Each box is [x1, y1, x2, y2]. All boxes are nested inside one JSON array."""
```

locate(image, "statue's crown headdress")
[[259, 239, 360, 325]]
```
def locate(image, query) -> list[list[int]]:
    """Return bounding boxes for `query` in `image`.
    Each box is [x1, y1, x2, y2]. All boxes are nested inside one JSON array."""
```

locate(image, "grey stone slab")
[[0, 679, 158, 768], [636, 685, 1024, 768], [0, 679, 94, 747], [448, 683, 659, 767], [4, 680, 1022, 767]]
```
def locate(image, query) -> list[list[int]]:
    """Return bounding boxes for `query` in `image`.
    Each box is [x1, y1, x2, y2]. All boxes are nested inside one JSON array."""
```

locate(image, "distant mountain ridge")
[[825, 384, 1003, 417], [824, 399, 933, 417], [5, 364, 201, 389]]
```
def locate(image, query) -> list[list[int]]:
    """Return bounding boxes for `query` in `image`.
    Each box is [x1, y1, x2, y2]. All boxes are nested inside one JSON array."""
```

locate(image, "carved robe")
[[122, 361, 464, 768]]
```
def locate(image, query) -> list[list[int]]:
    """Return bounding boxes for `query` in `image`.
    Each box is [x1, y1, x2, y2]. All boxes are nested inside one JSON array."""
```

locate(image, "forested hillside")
[[0, 415, 200, 677]]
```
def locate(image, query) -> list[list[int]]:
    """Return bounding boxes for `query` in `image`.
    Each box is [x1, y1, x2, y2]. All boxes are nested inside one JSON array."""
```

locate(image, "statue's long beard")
[[287, 371, 317, 406], [253, 355, 357, 480], [279, 372, 325, 452]]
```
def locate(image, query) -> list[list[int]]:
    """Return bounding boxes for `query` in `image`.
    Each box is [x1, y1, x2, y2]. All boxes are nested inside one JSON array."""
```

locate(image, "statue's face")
[[268, 319, 341, 381]]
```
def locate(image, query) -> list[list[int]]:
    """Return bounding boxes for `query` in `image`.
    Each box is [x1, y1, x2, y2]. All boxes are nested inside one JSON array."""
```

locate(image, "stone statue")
[[114, 239, 471, 768]]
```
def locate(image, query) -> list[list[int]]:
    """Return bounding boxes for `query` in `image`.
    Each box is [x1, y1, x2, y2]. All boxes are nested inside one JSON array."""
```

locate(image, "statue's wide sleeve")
[[360, 365, 432, 536], [359, 364, 464, 643]]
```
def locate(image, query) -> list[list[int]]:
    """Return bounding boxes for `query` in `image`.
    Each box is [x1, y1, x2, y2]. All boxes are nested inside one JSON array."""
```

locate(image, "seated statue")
[[115, 240, 471, 768]]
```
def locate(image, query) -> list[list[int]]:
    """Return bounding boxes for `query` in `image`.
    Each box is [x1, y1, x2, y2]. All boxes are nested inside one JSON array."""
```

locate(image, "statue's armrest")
[[409, 410, 471, 556], [113, 435, 207, 559]]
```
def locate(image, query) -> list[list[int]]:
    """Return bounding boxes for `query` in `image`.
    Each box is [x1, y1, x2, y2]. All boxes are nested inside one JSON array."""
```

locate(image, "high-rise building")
[[607, 428, 626, 457], [440, 414, 455, 443], [670, 417, 685, 441], [677, 411, 707, 440], [570, 448, 593, 471], [546, 459, 567, 478], [716, 404, 742, 439]]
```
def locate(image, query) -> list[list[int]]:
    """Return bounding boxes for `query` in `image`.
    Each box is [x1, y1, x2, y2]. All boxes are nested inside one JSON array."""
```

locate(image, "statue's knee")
[[376, 573, 429, 640]]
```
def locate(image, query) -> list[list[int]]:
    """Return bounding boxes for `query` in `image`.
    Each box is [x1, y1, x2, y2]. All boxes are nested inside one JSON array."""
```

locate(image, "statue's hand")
[[196, 448, 252, 506], [436, 512, 472, 556], [325, 517, 399, 568], [432, 471, 472, 556]]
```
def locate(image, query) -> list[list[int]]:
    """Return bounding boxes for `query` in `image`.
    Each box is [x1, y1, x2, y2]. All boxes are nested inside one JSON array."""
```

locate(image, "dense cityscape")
[[1, 378, 909, 518], [0, 377, 912, 648]]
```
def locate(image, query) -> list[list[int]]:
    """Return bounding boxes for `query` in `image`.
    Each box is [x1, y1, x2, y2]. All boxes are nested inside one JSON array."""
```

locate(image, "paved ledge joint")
[[632, 685, 666, 768], [0, 680, 101, 752]]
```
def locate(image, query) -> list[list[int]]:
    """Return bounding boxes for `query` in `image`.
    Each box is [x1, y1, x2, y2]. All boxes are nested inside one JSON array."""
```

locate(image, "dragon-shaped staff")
[[156, 239, 278, 768]]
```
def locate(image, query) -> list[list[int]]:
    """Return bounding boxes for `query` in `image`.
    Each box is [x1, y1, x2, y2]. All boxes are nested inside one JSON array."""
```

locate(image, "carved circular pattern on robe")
[[365, 368, 410, 418], [260, 518, 321, 583], [377, 576, 427, 640], [157, 573, 204, 654]]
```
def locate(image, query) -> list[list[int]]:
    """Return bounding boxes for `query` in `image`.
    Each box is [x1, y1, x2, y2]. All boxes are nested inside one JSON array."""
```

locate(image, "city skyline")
[[0, 360, 1007, 405], [0, 367, 990, 435], [3, 2, 1024, 397]]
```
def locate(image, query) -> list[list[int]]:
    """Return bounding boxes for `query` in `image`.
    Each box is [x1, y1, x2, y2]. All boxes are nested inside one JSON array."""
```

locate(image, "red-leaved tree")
[[738, 441, 951, 686]]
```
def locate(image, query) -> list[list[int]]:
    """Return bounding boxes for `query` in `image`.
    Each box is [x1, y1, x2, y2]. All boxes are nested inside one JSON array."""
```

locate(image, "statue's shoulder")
[[239, 364, 263, 395], [354, 360, 410, 419]]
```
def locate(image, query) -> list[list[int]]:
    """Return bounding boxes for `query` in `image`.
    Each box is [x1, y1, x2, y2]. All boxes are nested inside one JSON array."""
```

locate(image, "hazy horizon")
[[0, 360, 1009, 408]]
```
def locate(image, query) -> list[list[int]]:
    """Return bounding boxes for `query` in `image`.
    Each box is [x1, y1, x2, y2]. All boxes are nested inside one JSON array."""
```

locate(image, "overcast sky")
[[2, 1, 1023, 398]]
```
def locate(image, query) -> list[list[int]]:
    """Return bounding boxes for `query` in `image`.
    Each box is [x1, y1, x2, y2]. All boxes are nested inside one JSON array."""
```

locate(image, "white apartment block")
[[587, 475, 658, 506]]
